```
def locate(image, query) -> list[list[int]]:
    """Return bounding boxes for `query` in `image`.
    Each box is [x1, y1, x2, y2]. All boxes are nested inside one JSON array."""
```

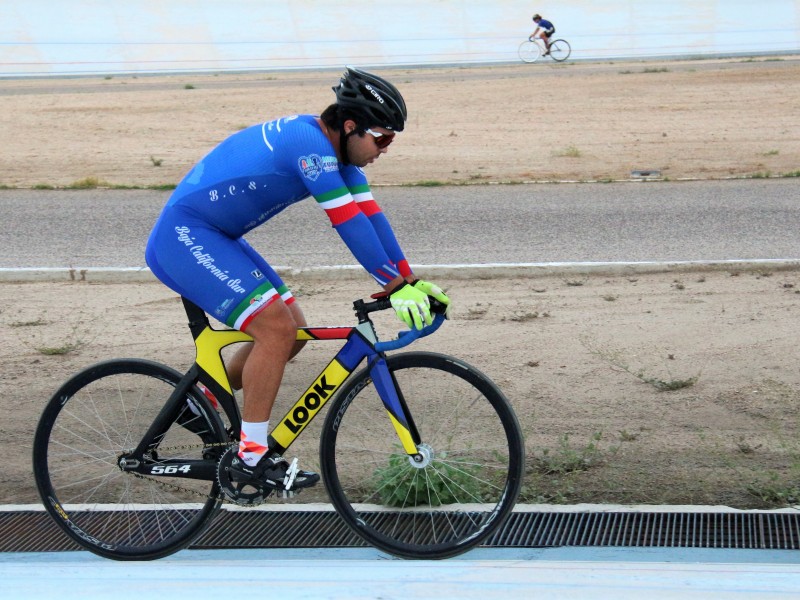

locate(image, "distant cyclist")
[[530, 14, 556, 55], [145, 67, 450, 493]]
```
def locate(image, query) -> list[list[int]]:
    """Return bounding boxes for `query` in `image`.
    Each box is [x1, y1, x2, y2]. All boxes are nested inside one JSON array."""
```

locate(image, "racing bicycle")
[[33, 292, 525, 560], [518, 36, 572, 63]]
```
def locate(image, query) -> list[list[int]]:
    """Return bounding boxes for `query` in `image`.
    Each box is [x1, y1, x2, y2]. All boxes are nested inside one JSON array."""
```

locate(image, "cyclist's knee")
[[246, 301, 298, 350]]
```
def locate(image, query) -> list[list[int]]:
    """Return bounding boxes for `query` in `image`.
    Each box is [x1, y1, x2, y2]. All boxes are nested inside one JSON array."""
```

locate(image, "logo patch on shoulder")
[[321, 155, 339, 173], [299, 155, 323, 181]]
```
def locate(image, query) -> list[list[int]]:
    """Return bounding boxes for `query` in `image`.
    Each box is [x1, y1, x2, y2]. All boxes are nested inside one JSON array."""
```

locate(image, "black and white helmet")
[[333, 66, 407, 132]]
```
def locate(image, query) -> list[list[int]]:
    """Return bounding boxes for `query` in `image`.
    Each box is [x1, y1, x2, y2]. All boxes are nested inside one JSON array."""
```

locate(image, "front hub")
[[409, 443, 434, 469]]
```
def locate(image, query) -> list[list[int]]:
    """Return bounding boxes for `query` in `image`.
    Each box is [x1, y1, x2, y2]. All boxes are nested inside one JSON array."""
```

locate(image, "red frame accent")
[[302, 327, 354, 340]]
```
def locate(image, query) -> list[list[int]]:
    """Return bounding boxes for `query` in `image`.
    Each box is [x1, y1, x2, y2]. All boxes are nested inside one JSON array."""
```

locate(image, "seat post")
[[181, 297, 211, 339]]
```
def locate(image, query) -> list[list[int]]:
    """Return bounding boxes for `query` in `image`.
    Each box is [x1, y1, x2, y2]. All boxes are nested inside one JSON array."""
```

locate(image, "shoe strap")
[[248, 453, 286, 477]]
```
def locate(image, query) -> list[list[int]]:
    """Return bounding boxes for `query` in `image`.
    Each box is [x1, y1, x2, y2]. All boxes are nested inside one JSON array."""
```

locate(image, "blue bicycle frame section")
[[267, 314, 446, 457]]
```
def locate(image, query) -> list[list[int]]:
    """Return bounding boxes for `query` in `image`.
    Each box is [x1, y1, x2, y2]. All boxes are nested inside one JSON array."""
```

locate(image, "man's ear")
[[343, 119, 357, 134]]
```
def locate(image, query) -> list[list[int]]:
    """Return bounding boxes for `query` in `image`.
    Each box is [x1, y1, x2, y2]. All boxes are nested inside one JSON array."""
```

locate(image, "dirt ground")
[[0, 57, 798, 187], [1, 57, 799, 508], [3, 270, 800, 508]]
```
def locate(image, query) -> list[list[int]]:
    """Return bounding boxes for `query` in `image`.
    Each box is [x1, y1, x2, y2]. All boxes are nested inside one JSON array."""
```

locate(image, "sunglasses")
[[364, 128, 395, 149]]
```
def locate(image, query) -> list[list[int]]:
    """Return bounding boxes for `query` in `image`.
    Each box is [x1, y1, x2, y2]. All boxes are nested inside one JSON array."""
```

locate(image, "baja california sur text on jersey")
[[165, 114, 409, 286]]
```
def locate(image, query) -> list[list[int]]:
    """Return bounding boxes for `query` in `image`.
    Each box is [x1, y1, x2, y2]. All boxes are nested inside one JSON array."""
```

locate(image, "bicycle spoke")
[[322, 352, 523, 558], [34, 360, 223, 559]]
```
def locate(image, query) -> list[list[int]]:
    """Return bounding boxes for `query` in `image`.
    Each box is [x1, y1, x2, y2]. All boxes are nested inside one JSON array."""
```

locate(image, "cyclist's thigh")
[[236, 238, 295, 304], [236, 238, 306, 326], [146, 213, 280, 330]]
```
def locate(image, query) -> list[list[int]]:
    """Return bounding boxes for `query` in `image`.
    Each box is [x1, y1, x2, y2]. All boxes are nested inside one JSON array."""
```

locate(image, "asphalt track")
[[1, 179, 799, 272], [4, 178, 800, 597]]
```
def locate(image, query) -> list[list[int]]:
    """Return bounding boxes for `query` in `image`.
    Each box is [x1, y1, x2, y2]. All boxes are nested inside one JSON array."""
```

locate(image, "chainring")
[[216, 446, 275, 506]]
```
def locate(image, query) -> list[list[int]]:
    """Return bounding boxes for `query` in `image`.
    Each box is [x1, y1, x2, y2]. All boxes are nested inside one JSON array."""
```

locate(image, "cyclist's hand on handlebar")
[[389, 281, 432, 330], [413, 280, 452, 317]]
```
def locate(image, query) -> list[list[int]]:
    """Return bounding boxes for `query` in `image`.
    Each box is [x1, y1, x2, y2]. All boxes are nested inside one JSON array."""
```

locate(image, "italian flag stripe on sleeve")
[[349, 184, 379, 216], [315, 186, 360, 226], [349, 183, 372, 199], [325, 203, 361, 225], [356, 199, 380, 217], [315, 186, 352, 207]]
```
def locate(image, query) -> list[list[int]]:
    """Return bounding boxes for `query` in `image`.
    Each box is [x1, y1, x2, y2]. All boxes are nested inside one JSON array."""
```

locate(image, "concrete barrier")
[[2, 1, 798, 76]]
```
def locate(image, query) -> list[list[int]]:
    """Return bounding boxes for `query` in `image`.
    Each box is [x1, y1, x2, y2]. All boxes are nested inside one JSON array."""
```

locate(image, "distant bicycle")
[[518, 36, 571, 63]]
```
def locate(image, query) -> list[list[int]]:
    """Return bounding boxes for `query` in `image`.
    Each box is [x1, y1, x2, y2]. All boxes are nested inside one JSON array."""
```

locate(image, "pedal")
[[283, 457, 299, 490]]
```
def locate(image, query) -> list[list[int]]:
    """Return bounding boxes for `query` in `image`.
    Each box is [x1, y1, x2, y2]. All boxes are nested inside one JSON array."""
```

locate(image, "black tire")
[[320, 352, 524, 559], [549, 39, 571, 61], [33, 359, 227, 560], [518, 40, 541, 63]]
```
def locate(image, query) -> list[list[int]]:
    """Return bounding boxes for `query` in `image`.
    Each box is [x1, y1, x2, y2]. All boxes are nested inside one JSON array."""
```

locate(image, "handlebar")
[[374, 313, 447, 352], [353, 295, 449, 353], [354, 295, 392, 317]]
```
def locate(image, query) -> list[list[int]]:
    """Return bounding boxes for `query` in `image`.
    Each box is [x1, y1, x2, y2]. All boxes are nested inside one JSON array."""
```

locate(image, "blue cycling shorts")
[[145, 208, 293, 331]]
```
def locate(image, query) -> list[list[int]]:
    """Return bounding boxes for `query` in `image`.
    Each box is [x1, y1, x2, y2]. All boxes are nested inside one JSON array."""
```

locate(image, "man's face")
[[345, 123, 395, 167]]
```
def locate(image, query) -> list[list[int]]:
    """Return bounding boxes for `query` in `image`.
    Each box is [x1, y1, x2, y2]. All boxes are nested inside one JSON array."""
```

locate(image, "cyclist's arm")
[[299, 175, 406, 286], [330, 207, 407, 286], [283, 120, 411, 287], [342, 169, 412, 279], [361, 206, 412, 278]]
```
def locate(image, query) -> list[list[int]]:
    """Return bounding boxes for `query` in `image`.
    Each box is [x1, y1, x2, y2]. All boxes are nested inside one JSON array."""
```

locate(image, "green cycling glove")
[[389, 281, 432, 330], [413, 280, 451, 316]]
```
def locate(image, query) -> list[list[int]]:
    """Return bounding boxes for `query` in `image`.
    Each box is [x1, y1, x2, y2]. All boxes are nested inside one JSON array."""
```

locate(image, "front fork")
[[368, 356, 425, 463]]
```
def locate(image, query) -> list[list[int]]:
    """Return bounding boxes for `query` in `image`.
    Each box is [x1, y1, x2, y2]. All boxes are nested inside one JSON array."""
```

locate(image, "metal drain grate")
[[484, 511, 800, 549], [2, 509, 799, 553]]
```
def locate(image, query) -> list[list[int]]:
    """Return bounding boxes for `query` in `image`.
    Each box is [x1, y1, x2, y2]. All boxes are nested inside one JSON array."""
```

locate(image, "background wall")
[[1, 0, 799, 76]]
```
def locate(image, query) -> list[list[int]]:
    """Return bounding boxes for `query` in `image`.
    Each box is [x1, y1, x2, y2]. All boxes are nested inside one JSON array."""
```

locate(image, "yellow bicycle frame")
[[182, 298, 419, 457]]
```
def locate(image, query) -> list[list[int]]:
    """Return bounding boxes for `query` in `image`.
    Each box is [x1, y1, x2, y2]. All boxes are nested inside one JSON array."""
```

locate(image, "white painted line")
[[1, 259, 799, 283]]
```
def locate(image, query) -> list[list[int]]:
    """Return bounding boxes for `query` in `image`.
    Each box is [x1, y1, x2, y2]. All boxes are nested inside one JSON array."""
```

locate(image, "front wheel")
[[518, 40, 541, 63], [320, 352, 525, 559], [549, 39, 572, 61], [32, 359, 227, 560]]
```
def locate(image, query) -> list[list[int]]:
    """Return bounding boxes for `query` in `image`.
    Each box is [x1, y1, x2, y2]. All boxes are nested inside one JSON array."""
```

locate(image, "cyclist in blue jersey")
[[531, 14, 556, 55], [145, 67, 451, 492]]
